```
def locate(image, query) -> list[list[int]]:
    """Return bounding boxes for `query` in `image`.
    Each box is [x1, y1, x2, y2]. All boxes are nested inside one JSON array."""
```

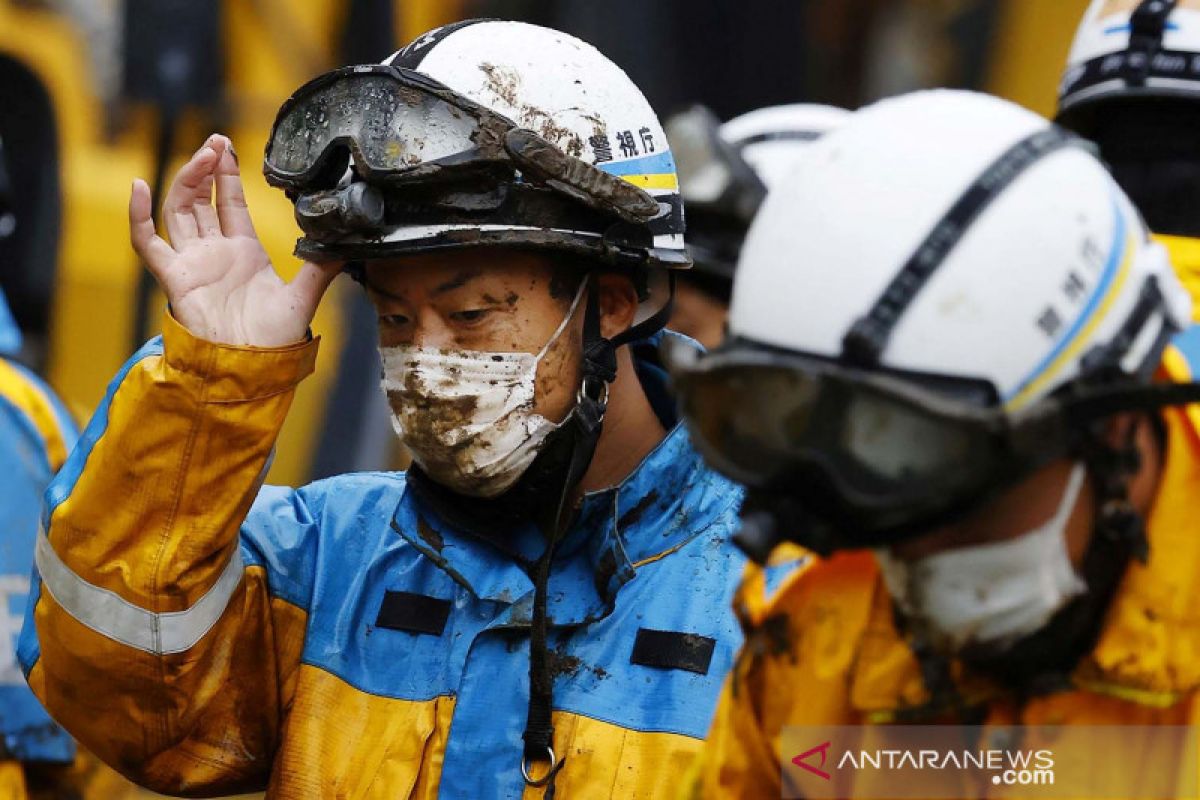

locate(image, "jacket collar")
[[1073, 347, 1200, 705], [389, 331, 739, 626]]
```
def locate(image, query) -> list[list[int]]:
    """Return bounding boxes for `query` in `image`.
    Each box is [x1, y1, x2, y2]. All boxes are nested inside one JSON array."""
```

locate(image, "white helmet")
[[667, 89, 1196, 558], [1058, 0, 1200, 131], [667, 103, 848, 281], [734, 89, 1187, 409], [264, 20, 686, 273], [721, 104, 850, 191]]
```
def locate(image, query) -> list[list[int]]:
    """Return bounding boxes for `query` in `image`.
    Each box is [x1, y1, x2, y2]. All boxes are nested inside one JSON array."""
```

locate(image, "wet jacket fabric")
[[19, 313, 748, 799], [0, 288, 77, 768], [688, 329, 1200, 799]]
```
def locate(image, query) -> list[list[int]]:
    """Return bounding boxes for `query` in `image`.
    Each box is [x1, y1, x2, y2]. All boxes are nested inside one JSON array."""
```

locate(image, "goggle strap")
[[841, 126, 1080, 367], [1057, 380, 1200, 421], [504, 128, 659, 223]]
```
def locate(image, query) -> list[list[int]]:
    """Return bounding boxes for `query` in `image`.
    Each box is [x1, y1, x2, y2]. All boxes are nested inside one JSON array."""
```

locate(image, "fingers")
[[161, 138, 221, 245], [192, 173, 222, 237], [287, 260, 344, 322], [129, 178, 178, 282], [213, 135, 258, 238]]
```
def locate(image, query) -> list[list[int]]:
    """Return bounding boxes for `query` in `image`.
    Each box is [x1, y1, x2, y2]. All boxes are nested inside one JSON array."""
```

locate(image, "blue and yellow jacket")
[[19, 313, 748, 798], [0, 288, 78, 789]]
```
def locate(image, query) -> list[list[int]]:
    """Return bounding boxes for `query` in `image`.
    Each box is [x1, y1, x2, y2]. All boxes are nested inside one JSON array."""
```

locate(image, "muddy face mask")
[[380, 283, 586, 498]]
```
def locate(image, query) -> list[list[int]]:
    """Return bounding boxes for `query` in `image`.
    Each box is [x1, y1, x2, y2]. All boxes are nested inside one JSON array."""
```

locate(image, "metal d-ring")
[[577, 375, 609, 407], [521, 746, 558, 787]]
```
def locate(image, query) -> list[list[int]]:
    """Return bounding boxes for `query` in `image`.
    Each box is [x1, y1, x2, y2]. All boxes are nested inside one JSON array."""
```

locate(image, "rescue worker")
[[1, 123, 171, 800], [18, 20, 748, 799], [669, 89, 1200, 797], [0, 134, 76, 797], [1057, 0, 1200, 304], [665, 103, 847, 348], [0, 293, 75, 798]]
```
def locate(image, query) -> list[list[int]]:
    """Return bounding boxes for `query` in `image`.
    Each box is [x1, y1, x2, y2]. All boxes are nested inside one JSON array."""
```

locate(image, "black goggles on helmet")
[[264, 64, 660, 237], [665, 105, 766, 227], [665, 337, 1200, 551]]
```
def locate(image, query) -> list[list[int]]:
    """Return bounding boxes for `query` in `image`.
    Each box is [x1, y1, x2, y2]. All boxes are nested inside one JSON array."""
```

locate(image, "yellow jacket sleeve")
[[21, 313, 318, 795]]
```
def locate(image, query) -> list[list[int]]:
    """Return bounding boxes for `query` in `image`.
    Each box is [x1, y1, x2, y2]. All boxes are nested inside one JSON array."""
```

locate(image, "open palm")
[[129, 134, 341, 347]]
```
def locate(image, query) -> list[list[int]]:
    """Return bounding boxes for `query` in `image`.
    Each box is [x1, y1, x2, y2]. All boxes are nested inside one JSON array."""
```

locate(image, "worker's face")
[[889, 413, 1159, 565], [887, 458, 1094, 566], [669, 279, 728, 350], [364, 250, 639, 426], [364, 250, 585, 425]]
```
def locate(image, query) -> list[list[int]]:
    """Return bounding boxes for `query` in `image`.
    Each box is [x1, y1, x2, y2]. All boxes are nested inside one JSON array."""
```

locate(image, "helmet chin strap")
[[520, 269, 674, 794]]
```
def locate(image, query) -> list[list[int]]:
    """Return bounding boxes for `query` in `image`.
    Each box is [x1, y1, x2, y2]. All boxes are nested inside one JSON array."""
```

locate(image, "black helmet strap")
[[1125, 0, 1179, 86]]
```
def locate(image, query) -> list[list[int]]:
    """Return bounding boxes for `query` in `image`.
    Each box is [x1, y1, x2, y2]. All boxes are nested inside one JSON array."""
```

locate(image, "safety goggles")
[[264, 64, 659, 222], [665, 337, 1200, 547], [664, 105, 766, 225]]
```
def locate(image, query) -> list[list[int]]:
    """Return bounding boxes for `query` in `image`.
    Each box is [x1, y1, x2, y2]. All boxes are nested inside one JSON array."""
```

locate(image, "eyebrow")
[[433, 269, 483, 296], [363, 280, 405, 304], [364, 268, 486, 303]]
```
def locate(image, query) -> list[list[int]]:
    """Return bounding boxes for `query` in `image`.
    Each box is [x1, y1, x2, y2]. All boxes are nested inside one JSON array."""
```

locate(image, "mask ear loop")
[[533, 277, 589, 363]]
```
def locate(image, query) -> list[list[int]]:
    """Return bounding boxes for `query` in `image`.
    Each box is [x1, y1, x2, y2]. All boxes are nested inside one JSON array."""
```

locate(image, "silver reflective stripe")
[[34, 528, 244, 655]]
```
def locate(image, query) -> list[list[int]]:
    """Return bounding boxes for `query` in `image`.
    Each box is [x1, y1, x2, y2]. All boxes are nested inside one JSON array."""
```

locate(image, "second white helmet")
[[667, 103, 848, 282], [732, 89, 1188, 411], [666, 89, 1195, 558]]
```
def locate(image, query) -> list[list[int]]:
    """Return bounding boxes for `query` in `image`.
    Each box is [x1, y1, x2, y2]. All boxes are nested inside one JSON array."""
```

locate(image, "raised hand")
[[129, 134, 341, 347]]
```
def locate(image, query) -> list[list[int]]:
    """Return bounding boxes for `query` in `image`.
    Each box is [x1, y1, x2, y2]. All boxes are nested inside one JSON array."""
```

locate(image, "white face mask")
[[873, 464, 1089, 653], [380, 282, 586, 498]]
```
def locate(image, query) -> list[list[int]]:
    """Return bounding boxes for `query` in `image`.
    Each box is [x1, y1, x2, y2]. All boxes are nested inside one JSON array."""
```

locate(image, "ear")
[[596, 272, 640, 340], [1100, 411, 1164, 518]]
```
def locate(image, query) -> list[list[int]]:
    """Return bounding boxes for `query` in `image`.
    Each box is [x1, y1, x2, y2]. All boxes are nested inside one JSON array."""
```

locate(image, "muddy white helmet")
[[1058, 0, 1200, 132], [264, 19, 687, 275], [667, 89, 1197, 557], [666, 103, 848, 282]]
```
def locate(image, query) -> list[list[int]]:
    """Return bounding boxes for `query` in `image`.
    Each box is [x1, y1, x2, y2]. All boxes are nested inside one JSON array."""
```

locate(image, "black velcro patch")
[[630, 628, 716, 675], [375, 591, 451, 637]]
